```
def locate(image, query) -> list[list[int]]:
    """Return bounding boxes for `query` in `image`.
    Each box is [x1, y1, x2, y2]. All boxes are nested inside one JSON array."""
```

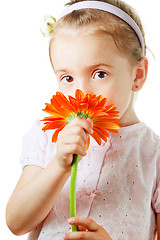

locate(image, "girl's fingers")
[[77, 225, 87, 231], [86, 118, 94, 129], [62, 126, 87, 146], [58, 116, 93, 146], [65, 217, 112, 240], [69, 117, 93, 135], [63, 144, 87, 157], [56, 117, 93, 168], [62, 134, 86, 148], [64, 231, 95, 240], [68, 217, 99, 231]]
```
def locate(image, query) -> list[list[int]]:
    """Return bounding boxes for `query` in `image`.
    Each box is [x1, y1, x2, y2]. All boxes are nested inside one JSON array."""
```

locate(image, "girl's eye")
[[93, 71, 108, 80], [61, 75, 73, 83]]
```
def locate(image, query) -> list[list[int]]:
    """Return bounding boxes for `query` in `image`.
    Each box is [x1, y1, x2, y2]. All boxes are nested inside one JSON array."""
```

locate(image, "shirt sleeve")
[[20, 120, 48, 169], [152, 151, 160, 213]]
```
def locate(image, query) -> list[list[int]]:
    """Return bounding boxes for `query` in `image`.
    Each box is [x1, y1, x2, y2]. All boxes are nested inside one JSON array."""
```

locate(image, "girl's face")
[[50, 27, 139, 126]]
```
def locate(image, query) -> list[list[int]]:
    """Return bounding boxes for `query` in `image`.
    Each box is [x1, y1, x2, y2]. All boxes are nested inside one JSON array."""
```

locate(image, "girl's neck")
[[120, 109, 140, 127]]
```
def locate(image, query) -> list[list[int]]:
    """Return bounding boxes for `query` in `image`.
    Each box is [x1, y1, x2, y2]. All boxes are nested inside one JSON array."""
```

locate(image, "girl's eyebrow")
[[89, 63, 114, 69], [55, 69, 71, 75], [55, 63, 113, 74]]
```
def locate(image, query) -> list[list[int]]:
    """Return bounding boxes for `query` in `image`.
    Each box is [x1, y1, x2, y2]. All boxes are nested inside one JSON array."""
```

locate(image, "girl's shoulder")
[[23, 119, 54, 142], [114, 122, 160, 155], [142, 123, 160, 149], [20, 120, 56, 169], [137, 123, 160, 159]]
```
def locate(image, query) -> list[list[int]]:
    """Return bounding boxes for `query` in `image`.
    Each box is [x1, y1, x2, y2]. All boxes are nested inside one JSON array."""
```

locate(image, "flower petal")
[[42, 120, 66, 131], [91, 130, 102, 145], [52, 126, 64, 142], [86, 137, 90, 151], [93, 126, 109, 142], [75, 89, 84, 101]]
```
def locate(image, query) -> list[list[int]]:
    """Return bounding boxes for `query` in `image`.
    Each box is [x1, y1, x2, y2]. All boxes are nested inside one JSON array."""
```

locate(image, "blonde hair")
[[46, 0, 146, 65]]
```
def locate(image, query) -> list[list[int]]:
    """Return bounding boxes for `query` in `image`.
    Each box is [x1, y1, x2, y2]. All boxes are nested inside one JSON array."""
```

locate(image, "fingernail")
[[68, 218, 74, 224], [90, 129, 93, 134]]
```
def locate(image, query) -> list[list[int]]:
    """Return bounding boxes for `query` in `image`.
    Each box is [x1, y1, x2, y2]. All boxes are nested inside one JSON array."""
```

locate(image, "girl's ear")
[[132, 57, 148, 92]]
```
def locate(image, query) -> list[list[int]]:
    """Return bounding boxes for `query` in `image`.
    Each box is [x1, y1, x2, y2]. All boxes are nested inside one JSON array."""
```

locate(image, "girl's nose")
[[76, 81, 93, 95], [78, 88, 93, 95]]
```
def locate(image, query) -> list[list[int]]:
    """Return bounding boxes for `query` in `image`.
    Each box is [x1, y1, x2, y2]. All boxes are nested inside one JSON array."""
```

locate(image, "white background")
[[0, 0, 159, 239]]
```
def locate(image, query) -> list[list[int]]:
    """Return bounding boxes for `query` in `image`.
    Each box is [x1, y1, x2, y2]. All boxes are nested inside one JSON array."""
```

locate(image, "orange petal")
[[52, 126, 65, 142], [97, 121, 120, 130], [91, 130, 102, 145], [104, 104, 115, 112], [75, 89, 84, 101], [42, 121, 66, 131], [43, 104, 64, 117], [93, 127, 109, 142], [57, 93, 75, 111], [41, 117, 64, 122], [97, 97, 107, 107], [107, 112, 119, 117], [86, 137, 90, 151], [68, 95, 78, 111]]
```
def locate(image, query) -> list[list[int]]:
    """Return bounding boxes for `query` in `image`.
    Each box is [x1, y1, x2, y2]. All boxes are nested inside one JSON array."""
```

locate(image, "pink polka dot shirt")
[[20, 121, 160, 240]]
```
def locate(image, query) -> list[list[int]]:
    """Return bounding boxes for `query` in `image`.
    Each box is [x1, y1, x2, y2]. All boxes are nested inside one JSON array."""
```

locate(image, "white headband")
[[58, 1, 145, 56]]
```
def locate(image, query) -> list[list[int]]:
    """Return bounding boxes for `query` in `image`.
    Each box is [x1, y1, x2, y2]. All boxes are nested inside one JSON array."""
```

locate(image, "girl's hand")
[[55, 117, 93, 171], [64, 217, 112, 240]]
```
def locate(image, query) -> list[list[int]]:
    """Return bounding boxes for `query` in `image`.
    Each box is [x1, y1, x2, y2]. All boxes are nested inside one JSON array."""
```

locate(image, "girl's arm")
[[6, 161, 71, 236], [6, 117, 93, 236], [157, 213, 160, 240]]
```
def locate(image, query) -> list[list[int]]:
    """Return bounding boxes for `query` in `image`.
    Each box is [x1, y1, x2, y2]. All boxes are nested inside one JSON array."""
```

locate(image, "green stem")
[[70, 154, 79, 232]]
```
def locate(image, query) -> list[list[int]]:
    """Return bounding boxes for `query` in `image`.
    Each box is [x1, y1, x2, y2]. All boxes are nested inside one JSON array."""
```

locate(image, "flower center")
[[77, 111, 90, 119], [66, 111, 90, 124]]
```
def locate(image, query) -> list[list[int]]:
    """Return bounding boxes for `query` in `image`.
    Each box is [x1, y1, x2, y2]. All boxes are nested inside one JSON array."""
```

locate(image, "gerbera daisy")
[[41, 89, 120, 149]]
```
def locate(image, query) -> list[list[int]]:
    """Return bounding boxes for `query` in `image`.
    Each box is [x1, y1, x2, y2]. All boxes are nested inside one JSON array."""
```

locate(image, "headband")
[[58, 1, 145, 56]]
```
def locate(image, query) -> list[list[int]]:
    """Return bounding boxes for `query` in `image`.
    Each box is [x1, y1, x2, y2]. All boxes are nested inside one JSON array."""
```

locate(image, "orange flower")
[[41, 89, 120, 149]]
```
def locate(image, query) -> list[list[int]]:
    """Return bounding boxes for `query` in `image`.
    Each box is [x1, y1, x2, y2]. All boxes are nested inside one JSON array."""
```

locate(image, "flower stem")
[[70, 154, 79, 232]]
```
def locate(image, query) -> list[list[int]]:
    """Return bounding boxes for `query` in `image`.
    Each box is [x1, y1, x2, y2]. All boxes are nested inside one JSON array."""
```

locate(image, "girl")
[[6, 0, 160, 239]]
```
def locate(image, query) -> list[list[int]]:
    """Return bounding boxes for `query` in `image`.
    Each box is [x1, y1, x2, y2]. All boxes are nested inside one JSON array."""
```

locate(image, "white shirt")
[[20, 120, 160, 240]]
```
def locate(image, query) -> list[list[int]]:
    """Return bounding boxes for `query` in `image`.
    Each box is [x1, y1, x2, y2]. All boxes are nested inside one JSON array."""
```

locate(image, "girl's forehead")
[[50, 23, 135, 69], [52, 25, 114, 50], [50, 27, 133, 73], [51, 26, 123, 58]]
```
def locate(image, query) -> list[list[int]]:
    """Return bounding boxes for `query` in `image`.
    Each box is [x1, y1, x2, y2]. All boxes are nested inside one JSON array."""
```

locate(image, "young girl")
[[6, 0, 160, 239]]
